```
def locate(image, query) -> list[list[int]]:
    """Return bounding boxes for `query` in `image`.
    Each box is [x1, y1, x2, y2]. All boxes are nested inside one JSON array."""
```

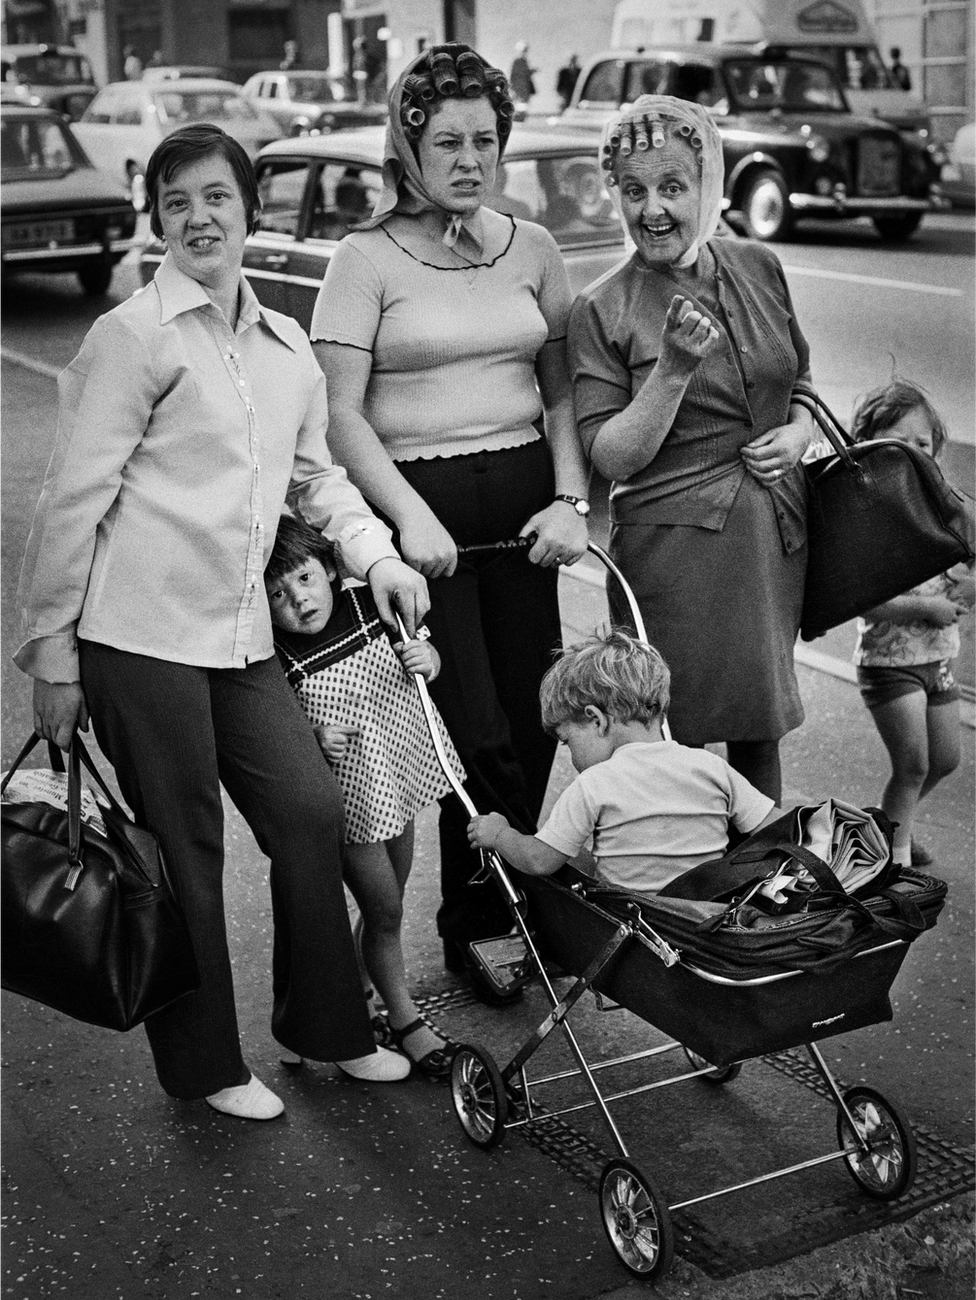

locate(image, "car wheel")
[[872, 213, 923, 242], [77, 260, 113, 297], [741, 169, 793, 241], [127, 163, 147, 213]]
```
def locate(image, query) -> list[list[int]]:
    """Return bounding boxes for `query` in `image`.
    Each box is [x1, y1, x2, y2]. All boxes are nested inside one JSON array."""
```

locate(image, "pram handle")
[[455, 540, 648, 643]]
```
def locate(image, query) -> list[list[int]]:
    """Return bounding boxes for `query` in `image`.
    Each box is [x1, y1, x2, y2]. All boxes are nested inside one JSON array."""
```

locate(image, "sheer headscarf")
[[599, 95, 724, 268], [359, 44, 514, 261]]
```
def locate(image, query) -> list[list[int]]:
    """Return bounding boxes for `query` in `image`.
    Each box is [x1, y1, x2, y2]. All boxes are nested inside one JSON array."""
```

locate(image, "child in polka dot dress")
[[266, 516, 464, 1076]]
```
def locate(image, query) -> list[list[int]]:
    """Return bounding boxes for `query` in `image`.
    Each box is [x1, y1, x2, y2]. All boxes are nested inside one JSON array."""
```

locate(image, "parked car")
[[142, 65, 232, 83], [0, 43, 98, 121], [941, 122, 975, 208], [558, 45, 947, 241], [139, 126, 629, 325], [1, 101, 139, 295], [240, 70, 387, 136], [73, 78, 278, 209]]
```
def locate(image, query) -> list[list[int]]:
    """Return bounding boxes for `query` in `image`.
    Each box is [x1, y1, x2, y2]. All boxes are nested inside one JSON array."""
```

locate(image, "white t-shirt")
[[535, 740, 774, 894]]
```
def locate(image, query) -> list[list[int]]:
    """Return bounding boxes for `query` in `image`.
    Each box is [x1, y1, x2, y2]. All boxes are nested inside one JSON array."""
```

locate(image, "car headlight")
[[805, 133, 830, 164], [926, 140, 949, 166]]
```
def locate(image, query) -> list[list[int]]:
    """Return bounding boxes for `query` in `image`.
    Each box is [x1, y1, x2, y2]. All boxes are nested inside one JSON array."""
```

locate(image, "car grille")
[[856, 134, 901, 197]]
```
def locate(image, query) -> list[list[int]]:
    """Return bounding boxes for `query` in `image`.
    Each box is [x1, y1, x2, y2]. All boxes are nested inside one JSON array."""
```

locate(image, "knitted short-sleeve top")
[[310, 213, 571, 462]]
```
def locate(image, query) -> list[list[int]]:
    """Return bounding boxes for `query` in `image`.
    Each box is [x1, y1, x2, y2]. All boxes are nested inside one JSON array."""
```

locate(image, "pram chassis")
[[399, 542, 919, 1282]]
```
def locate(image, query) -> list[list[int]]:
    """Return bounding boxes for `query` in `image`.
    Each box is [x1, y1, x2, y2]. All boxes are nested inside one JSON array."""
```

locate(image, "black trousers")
[[396, 440, 561, 947], [79, 642, 374, 1099]]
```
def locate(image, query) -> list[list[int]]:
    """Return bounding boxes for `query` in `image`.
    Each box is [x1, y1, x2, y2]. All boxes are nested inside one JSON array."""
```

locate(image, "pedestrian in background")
[[889, 48, 912, 91], [311, 42, 589, 999], [123, 45, 142, 80], [509, 41, 536, 108], [556, 54, 581, 110], [15, 123, 427, 1119], [851, 378, 974, 868]]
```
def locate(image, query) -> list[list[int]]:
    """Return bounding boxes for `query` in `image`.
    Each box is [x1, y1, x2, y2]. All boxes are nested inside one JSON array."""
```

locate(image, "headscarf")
[[359, 44, 514, 262], [598, 95, 724, 268]]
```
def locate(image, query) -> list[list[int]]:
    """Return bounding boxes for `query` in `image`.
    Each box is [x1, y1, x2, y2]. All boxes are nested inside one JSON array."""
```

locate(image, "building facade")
[[866, 0, 972, 139]]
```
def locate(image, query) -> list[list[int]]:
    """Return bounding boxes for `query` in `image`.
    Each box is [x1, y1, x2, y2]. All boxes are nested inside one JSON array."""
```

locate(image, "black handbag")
[[795, 387, 974, 641], [1, 734, 199, 1031]]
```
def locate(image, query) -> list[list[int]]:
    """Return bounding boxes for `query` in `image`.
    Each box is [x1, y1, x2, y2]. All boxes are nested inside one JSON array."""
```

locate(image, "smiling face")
[[416, 95, 499, 215], [615, 141, 702, 267], [266, 555, 337, 636], [157, 152, 249, 296]]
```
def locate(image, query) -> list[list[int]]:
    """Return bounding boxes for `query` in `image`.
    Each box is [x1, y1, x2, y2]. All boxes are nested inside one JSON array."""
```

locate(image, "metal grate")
[[857, 133, 900, 195], [421, 989, 975, 1277]]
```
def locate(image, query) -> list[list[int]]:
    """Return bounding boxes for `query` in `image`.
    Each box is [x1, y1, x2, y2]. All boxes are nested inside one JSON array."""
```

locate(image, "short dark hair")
[[851, 376, 947, 455], [145, 123, 261, 239], [265, 515, 336, 588]]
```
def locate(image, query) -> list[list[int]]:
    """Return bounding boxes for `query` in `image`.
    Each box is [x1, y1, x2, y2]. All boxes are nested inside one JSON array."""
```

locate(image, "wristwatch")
[[554, 494, 590, 518]]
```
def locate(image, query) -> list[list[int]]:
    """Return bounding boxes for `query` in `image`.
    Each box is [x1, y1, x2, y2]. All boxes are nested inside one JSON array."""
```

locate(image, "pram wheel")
[[836, 1086, 917, 1200], [681, 1046, 742, 1085], [450, 1043, 508, 1149], [599, 1158, 674, 1279]]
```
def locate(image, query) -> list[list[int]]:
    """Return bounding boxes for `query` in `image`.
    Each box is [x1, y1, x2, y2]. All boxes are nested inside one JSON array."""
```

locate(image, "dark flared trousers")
[[79, 642, 374, 1098], [395, 440, 562, 948]]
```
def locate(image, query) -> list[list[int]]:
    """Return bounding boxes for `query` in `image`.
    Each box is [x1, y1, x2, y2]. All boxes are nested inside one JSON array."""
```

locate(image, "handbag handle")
[[791, 386, 860, 472], [3, 733, 145, 890]]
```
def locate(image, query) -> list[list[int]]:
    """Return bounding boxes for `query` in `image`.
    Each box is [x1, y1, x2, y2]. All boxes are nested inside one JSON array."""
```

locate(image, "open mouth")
[[642, 221, 677, 239]]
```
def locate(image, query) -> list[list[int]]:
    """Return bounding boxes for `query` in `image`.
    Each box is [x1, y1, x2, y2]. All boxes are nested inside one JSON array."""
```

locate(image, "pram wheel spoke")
[[836, 1086, 917, 1200], [681, 1045, 743, 1085], [598, 1159, 674, 1279], [450, 1043, 508, 1149]]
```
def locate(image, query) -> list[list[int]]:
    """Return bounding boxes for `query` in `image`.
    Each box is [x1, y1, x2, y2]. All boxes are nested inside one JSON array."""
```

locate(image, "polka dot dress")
[[276, 586, 464, 845]]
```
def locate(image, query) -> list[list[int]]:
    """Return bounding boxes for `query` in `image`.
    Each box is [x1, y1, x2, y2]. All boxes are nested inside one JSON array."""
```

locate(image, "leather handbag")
[[1, 734, 199, 1031], [795, 387, 974, 641]]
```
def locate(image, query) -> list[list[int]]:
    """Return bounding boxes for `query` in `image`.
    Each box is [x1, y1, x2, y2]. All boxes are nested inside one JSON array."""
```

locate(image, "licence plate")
[[5, 218, 75, 247]]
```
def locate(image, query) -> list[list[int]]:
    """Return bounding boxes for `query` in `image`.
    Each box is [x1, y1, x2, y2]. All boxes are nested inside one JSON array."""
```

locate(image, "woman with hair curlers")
[[569, 96, 819, 803], [311, 43, 590, 1000]]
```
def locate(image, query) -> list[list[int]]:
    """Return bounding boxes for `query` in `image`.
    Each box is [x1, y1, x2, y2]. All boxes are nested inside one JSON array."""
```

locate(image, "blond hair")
[[539, 630, 670, 732]]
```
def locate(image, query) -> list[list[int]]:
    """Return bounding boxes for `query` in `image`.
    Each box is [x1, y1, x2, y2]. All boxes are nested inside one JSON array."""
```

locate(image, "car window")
[[1, 116, 80, 172], [11, 52, 95, 85], [286, 74, 336, 104], [307, 162, 383, 240], [156, 89, 259, 124], [725, 60, 846, 112], [255, 159, 310, 237], [578, 60, 625, 107], [487, 155, 622, 247], [266, 80, 278, 99], [82, 88, 119, 124], [114, 94, 144, 126], [624, 60, 668, 101], [669, 63, 722, 106]]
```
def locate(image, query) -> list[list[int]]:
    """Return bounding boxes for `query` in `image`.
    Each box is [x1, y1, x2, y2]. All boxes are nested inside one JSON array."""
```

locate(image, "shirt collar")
[[153, 252, 297, 351]]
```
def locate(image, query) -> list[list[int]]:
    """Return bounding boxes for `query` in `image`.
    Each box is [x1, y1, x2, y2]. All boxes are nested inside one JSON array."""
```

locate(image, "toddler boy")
[[468, 631, 781, 894]]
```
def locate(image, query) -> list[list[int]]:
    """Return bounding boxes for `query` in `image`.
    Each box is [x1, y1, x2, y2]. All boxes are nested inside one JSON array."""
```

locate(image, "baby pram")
[[399, 542, 947, 1282]]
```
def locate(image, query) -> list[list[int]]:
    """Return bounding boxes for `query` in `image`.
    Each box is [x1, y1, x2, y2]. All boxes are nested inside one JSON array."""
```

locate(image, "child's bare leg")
[[868, 690, 929, 861], [918, 698, 961, 799], [344, 839, 448, 1065]]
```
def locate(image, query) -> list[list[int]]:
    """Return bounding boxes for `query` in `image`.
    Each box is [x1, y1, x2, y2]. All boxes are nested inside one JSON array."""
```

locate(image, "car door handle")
[[260, 253, 289, 267]]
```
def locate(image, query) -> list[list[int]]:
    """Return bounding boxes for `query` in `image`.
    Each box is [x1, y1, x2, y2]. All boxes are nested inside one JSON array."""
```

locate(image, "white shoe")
[[205, 1074, 284, 1120], [335, 1047, 411, 1082]]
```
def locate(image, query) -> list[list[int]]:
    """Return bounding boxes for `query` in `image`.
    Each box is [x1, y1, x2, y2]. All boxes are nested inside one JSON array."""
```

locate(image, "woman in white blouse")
[[16, 124, 427, 1119]]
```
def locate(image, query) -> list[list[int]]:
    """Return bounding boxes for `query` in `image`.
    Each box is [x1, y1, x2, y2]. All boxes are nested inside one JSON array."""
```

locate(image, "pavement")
[[2, 540, 974, 1300]]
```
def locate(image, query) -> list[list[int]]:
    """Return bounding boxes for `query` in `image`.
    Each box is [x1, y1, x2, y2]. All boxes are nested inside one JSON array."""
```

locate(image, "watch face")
[[558, 495, 590, 516]]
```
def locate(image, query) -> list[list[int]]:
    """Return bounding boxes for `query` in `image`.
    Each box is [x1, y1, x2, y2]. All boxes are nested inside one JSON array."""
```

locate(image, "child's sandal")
[[389, 1018, 457, 1079]]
